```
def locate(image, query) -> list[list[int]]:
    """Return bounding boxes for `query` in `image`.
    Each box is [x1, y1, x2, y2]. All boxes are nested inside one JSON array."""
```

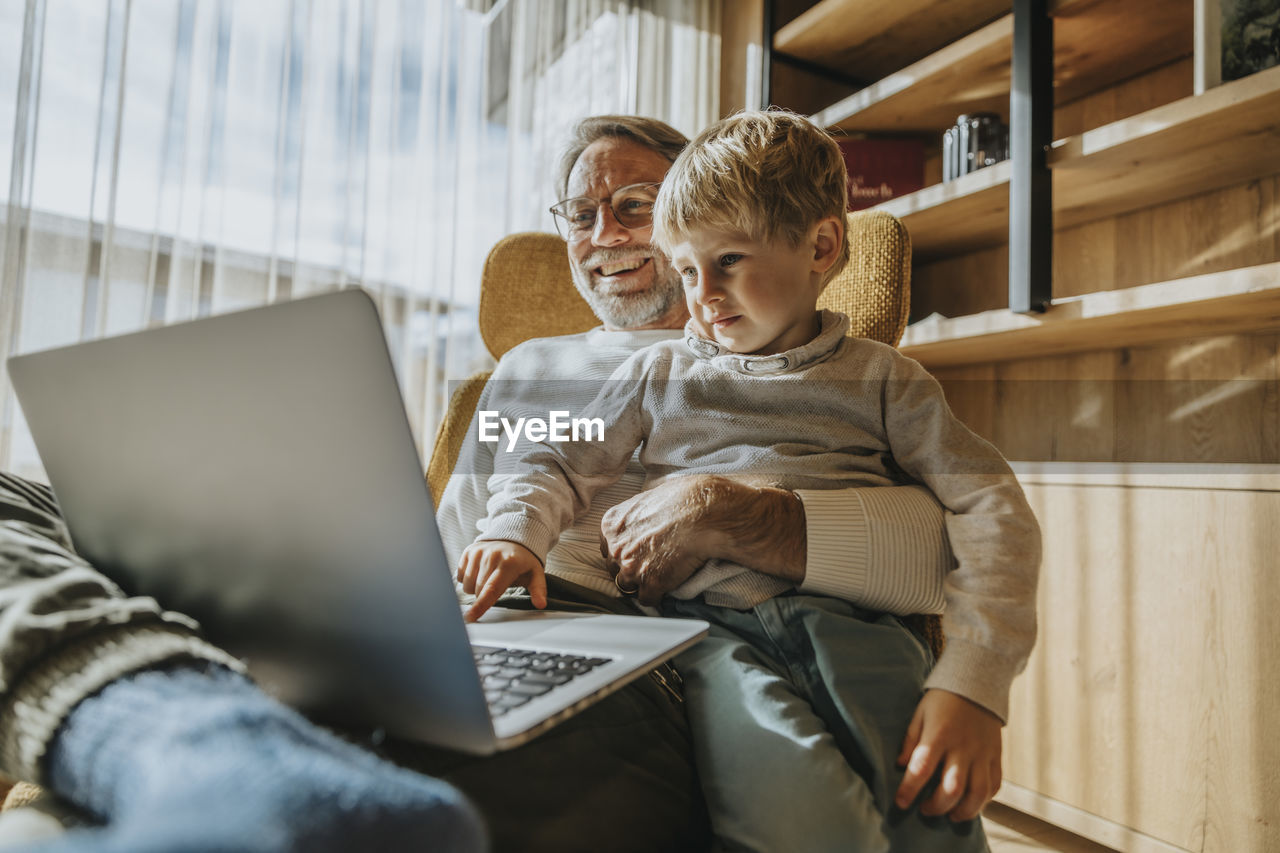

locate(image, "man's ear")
[[810, 216, 844, 275]]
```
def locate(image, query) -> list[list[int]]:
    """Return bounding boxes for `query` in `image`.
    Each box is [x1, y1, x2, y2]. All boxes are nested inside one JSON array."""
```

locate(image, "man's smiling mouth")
[[594, 258, 650, 276]]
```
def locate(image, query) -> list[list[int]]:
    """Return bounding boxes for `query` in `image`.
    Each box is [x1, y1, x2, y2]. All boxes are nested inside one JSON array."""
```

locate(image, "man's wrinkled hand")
[[894, 689, 1003, 822], [599, 477, 716, 605], [456, 540, 546, 622], [600, 475, 806, 605]]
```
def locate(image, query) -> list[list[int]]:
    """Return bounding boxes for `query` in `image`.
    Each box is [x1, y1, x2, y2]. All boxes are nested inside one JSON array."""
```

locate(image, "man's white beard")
[[571, 247, 684, 330]]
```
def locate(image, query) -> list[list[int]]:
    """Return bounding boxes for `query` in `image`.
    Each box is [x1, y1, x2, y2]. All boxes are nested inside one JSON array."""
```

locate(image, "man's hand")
[[456, 540, 546, 622], [598, 479, 708, 605], [894, 689, 1003, 821], [599, 475, 806, 605]]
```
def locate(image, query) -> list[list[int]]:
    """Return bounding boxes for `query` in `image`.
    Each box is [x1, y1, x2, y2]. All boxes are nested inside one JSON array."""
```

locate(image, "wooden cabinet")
[[761, 2, 1280, 850]]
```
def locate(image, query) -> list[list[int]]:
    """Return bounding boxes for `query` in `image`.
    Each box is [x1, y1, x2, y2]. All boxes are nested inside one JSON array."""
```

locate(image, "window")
[[0, 0, 720, 481]]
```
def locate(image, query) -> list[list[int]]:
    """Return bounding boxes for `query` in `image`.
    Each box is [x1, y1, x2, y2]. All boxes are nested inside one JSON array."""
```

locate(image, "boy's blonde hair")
[[653, 109, 850, 283]]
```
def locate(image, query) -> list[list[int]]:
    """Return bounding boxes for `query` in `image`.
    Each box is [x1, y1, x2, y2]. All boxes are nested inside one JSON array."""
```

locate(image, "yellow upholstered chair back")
[[427, 209, 912, 503], [476, 232, 599, 360], [820, 210, 911, 347]]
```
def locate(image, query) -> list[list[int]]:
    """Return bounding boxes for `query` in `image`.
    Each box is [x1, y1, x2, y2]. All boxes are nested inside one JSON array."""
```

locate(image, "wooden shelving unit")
[[763, 5, 1280, 850], [872, 63, 1280, 262], [805, 0, 1190, 134], [900, 261, 1280, 366]]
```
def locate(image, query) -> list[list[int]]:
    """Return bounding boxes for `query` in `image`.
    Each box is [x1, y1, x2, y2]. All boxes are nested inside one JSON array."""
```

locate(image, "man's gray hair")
[[557, 115, 689, 197]]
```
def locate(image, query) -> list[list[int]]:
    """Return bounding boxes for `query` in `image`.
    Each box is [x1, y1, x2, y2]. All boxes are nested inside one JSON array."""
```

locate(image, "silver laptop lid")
[[9, 289, 497, 753]]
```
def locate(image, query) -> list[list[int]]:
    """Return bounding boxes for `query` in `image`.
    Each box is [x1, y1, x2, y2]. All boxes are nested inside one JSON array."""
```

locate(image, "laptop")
[[8, 288, 707, 755]]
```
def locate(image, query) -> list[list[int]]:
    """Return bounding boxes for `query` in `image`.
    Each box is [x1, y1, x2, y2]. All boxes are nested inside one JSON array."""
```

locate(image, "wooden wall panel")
[[930, 330, 1280, 465], [1113, 178, 1279, 291], [1051, 216, 1118, 300], [719, 0, 764, 116], [1203, 485, 1280, 853], [933, 362, 998, 443], [1054, 56, 1193, 138], [1007, 482, 1280, 852], [771, 60, 860, 117], [912, 244, 1008, 320], [991, 350, 1122, 461], [1112, 333, 1280, 463]]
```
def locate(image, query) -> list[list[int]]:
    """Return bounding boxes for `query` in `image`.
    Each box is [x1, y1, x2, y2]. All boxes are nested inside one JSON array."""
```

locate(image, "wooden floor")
[[0, 783, 1123, 851], [983, 803, 1119, 853]]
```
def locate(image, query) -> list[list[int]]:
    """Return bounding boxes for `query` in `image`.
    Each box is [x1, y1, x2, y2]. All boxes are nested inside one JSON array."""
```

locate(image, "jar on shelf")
[[943, 113, 1007, 181], [961, 113, 1007, 175]]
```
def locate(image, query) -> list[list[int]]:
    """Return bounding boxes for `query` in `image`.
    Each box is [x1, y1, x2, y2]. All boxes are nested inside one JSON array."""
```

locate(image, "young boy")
[[458, 110, 1039, 852]]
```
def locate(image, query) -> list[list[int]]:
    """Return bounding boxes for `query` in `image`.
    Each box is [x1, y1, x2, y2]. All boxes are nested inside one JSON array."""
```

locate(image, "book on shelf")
[[837, 138, 925, 211]]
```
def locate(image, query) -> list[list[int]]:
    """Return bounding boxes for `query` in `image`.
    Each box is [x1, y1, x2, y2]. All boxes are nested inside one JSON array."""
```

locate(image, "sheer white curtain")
[[0, 0, 720, 482], [492, 0, 720, 231]]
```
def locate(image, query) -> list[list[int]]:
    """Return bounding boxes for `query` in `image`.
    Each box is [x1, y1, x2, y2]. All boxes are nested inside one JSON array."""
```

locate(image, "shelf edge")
[[878, 160, 1011, 220], [1049, 63, 1280, 166], [1010, 462, 1280, 492], [900, 261, 1280, 366]]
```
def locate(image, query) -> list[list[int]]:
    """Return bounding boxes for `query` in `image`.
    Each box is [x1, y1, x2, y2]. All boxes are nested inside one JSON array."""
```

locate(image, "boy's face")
[[667, 224, 832, 356]]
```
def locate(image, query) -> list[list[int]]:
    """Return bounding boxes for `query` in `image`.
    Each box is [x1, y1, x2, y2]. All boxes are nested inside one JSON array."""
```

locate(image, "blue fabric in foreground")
[[37, 663, 486, 853]]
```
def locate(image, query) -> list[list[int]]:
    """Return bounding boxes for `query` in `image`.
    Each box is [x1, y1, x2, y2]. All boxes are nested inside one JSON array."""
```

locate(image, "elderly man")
[[0, 116, 958, 853]]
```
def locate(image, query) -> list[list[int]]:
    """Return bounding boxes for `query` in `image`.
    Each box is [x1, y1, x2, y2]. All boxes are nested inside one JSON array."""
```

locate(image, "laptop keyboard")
[[472, 645, 613, 716]]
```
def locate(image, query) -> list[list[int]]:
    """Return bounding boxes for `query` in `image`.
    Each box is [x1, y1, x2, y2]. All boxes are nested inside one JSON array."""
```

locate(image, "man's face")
[[562, 138, 687, 331]]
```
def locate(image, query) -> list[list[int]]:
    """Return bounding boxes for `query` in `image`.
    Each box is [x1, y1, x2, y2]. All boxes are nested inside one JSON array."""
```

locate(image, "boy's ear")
[[810, 216, 844, 275]]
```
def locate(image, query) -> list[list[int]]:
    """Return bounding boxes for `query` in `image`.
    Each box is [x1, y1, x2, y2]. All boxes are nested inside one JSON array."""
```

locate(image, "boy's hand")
[[894, 688, 1002, 821], [456, 540, 547, 622]]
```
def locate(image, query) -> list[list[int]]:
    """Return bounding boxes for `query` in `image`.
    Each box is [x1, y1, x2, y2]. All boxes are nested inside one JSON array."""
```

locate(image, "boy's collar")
[[682, 311, 849, 374]]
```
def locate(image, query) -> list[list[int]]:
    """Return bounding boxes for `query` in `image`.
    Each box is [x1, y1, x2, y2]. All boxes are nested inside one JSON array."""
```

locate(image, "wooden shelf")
[[878, 160, 1011, 261], [774, 0, 1008, 84], [1051, 63, 1280, 227], [814, 15, 1011, 134], [899, 261, 1280, 367], [812, 0, 1191, 134], [873, 64, 1280, 262]]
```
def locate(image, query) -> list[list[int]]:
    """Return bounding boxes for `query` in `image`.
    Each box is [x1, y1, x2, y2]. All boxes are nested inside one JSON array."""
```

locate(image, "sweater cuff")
[[0, 624, 244, 783], [801, 486, 951, 615], [477, 513, 559, 563], [922, 636, 1023, 723], [794, 489, 869, 601]]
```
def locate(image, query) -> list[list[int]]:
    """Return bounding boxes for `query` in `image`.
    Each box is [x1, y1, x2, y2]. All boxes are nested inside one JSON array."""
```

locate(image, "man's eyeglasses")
[[548, 183, 661, 241]]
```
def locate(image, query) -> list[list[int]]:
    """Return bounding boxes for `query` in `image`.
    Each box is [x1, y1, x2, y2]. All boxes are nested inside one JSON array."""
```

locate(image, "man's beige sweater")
[[482, 312, 1040, 721]]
